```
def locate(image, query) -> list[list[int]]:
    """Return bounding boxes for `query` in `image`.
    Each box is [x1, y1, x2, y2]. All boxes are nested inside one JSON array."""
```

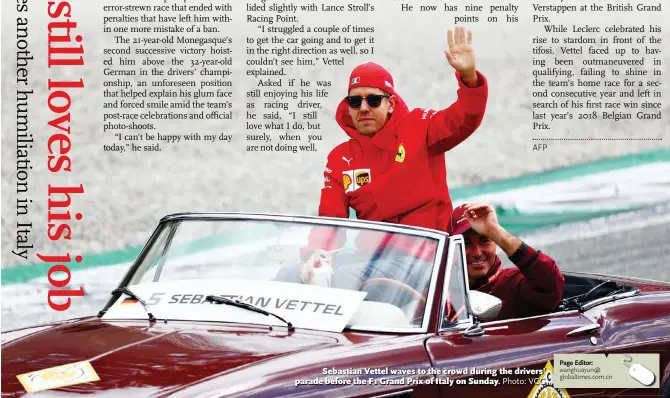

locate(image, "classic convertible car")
[[2, 213, 670, 397]]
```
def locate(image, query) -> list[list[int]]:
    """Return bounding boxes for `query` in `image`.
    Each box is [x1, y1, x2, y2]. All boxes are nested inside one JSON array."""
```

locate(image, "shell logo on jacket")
[[342, 174, 352, 191], [341, 169, 372, 193]]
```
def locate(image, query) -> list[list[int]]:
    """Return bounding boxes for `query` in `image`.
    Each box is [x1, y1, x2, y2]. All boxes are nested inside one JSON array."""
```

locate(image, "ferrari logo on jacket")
[[342, 169, 371, 193], [395, 144, 406, 163]]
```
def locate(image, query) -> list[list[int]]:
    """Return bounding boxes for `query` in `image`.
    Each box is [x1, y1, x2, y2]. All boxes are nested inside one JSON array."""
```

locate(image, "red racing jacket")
[[470, 242, 565, 321], [301, 71, 488, 260]]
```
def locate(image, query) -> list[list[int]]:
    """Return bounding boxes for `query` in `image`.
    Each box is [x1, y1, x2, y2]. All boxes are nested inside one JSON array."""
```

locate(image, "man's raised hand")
[[444, 26, 477, 84], [463, 203, 499, 237]]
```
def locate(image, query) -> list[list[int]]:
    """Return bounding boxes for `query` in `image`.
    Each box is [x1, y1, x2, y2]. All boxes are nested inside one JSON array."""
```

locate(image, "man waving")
[[448, 203, 564, 320], [316, 27, 487, 232], [299, 27, 489, 285]]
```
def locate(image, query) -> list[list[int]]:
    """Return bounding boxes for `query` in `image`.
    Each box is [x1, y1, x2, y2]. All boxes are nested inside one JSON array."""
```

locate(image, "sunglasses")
[[346, 94, 390, 109]]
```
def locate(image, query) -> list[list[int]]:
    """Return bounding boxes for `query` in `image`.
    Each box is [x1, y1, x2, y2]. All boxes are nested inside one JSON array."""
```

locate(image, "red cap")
[[447, 204, 472, 235], [348, 62, 397, 96]]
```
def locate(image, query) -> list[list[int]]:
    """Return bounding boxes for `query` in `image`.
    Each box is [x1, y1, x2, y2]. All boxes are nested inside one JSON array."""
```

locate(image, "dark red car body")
[[3, 214, 670, 397]]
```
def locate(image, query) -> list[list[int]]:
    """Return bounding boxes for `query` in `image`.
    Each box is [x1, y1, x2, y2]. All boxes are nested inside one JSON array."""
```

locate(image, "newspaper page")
[[1, 0, 669, 395]]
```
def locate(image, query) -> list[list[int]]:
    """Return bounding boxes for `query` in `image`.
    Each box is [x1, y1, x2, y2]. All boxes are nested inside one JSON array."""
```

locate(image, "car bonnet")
[[1, 319, 339, 396]]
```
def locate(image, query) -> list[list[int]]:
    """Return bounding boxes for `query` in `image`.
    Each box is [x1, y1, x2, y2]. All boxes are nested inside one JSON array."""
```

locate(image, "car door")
[[425, 236, 607, 397], [579, 293, 670, 396]]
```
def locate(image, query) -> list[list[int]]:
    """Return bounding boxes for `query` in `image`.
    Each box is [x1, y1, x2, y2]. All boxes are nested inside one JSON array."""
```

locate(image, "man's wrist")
[[460, 70, 479, 87], [486, 225, 522, 256], [508, 242, 541, 271]]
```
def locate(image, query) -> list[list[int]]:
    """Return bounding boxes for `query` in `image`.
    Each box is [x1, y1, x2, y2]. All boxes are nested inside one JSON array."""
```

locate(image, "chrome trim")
[[372, 389, 413, 398], [153, 222, 180, 282], [564, 271, 670, 287], [97, 222, 164, 317], [438, 237, 458, 331], [463, 323, 485, 337], [566, 323, 600, 337], [579, 289, 640, 311], [445, 319, 474, 330], [160, 212, 447, 240], [438, 236, 474, 333], [458, 236, 475, 322], [418, 232, 447, 331], [478, 310, 581, 327], [343, 325, 426, 334]]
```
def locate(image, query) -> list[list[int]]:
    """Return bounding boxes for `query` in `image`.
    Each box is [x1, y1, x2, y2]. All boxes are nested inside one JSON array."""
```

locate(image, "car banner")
[[102, 279, 367, 332]]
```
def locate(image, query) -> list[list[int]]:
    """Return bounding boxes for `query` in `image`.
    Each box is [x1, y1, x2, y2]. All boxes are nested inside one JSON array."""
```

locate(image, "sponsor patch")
[[343, 169, 371, 192], [395, 144, 405, 163], [355, 171, 370, 186], [421, 108, 436, 120], [342, 172, 353, 192], [17, 361, 100, 393]]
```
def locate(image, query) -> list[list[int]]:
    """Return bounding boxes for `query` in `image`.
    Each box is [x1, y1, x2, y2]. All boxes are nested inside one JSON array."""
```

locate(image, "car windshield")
[[107, 215, 444, 332]]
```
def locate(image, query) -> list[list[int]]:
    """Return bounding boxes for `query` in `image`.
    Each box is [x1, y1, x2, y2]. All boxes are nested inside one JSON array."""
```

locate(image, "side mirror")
[[469, 290, 502, 321]]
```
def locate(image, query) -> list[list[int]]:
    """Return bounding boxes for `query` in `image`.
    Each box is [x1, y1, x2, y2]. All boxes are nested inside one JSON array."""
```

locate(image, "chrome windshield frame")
[[438, 235, 475, 333], [99, 212, 449, 334]]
